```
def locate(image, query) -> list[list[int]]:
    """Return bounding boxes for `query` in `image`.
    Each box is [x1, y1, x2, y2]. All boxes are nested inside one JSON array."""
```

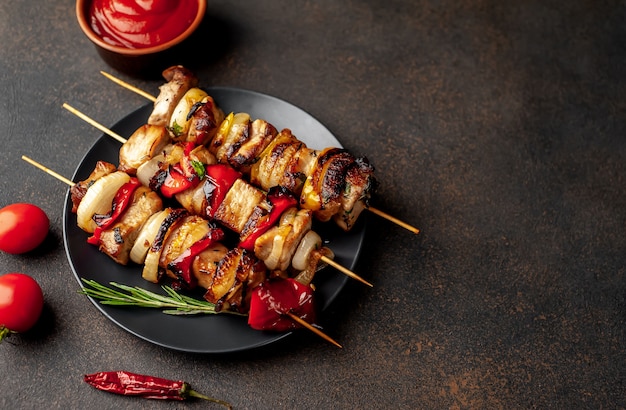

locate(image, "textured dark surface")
[[1, 1, 625, 408]]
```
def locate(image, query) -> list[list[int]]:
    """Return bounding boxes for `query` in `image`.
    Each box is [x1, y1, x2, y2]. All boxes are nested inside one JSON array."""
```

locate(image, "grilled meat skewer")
[[140, 66, 375, 232], [70, 161, 334, 311]]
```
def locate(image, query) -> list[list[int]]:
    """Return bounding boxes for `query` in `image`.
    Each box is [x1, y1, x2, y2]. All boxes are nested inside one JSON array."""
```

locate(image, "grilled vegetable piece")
[[76, 171, 131, 233], [142, 208, 188, 283], [254, 207, 313, 271], [130, 209, 170, 264], [70, 160, 117, 213]]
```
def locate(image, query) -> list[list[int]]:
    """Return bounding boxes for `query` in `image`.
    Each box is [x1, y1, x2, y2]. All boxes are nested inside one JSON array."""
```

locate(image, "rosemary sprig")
[[79, 278, 244, 316]]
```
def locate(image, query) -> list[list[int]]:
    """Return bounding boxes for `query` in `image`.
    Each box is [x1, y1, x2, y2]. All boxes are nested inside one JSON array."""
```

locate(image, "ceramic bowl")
[[76, 0, 207, 77]]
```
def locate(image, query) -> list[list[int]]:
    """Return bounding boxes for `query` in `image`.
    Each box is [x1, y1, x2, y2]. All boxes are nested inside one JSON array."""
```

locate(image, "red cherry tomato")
[[0, 273, 44, 341], [0, 203, 49, 254]]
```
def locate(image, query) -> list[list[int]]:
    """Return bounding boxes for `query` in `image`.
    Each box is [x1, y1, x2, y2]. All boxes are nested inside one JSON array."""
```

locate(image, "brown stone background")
[[0, 1, 624, 408]]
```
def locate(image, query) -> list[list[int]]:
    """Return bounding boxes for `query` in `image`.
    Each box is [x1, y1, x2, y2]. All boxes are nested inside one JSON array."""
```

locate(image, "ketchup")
[[89, 0, 199, 49]]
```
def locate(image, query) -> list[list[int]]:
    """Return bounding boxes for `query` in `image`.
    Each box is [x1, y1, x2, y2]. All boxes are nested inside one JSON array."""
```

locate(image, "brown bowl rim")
[[76, 0, 206, 56]]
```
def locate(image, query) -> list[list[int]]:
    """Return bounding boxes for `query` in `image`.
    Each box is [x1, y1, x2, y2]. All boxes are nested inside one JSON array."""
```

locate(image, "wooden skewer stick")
[[20, 155, 343, 348], [21, 155, 75, 187], [321, 256, 372, 287], [100, 70, 421, 235], [100, 71, 157, 102], [287, 312, 342, 348], [62, 102, 373, 288], [62, 103, 127, 144], [63, 103, 128, 144], [366, 207, 420, 235]]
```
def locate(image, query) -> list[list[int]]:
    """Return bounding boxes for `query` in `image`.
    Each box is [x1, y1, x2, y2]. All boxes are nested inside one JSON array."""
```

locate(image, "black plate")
[[63, 87, 367, 353]]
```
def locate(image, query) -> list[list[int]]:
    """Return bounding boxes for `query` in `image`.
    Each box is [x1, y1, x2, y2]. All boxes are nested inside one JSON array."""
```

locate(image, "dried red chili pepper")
[[83, 371, 232, 408]]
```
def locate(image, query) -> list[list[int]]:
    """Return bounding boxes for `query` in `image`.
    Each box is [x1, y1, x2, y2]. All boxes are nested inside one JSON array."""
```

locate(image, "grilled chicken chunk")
[[254, 207, 313, 271], [187, 95, 225, 146], [118, 124, 170, 175], [228, 118, 278, 173], [312, 150, 356, 222], [98, 186, 164, 265], [204, 247, 266, 312], [210, 112, 251, 164], [334, 157, 376, 231], [192, 243, 230, 290], [214, 178, 265, 233], [250, 129, 304, 194], [148, 66, 198, 127]]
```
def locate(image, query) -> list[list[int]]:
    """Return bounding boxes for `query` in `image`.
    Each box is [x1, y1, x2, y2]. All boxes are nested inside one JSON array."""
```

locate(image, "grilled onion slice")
[[142, 208, 187, 283], [129, 209, 170, 264], [76, 171, 131, 233], [168, 87, 208, 140], [291, 230, 322, 271]]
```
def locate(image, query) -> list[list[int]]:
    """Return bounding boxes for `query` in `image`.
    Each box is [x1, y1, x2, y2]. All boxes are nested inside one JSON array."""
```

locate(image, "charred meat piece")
[[313, 150, 356, 222], [254, 207, 313, 272], [250, 129, 303, 193], [204, 248, 266, 313], [98, 186, 164, 265], [228, 119, 278, 173], [148, 66, 198, 127], [300, 148, 350, 220], [187, 96, 225, 146], [214, 178, 265, 234], [334, 156, 376, 231], [118, 124, 170, 175], [191, 243, 230, 291], [210, 113, 251, 164]]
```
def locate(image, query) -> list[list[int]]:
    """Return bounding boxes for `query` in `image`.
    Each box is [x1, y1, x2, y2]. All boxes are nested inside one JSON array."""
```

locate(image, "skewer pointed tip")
[[367, 206, 420, 235], [320, 255, 373, 287], [287, 312, 342, 348]]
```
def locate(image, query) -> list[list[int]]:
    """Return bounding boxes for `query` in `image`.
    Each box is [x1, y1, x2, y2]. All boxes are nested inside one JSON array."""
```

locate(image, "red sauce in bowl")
[[89, 0, 199, 49]]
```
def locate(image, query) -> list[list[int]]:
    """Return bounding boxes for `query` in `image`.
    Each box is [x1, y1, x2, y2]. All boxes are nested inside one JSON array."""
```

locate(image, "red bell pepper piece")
[[239, 186, 297, 251], [87, 227, 103, 245], [167, 227, 225, 289], [160, 164, 196, 198], [88, 178, 141, 244], [202, 164, 241, 218], [248, 277, 317, 332]]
